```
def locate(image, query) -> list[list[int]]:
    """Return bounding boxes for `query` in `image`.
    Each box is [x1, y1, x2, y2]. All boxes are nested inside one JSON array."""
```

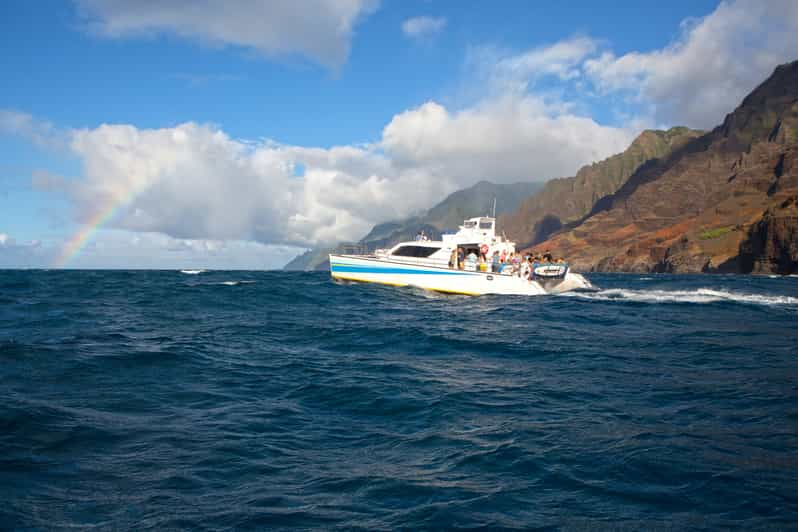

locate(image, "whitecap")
[[545, 273, 594, 294], [180, 269, 206, 275], [217, 280, 256, 286], [561, 287, 798, 306]]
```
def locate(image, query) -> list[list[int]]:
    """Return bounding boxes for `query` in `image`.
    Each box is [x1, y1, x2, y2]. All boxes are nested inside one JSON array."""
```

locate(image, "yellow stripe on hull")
[[331, 272, 408, 288], [331, 272, 480, 296]]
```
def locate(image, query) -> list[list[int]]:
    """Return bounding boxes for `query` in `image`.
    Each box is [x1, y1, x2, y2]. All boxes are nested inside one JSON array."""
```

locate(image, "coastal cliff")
[[524, 60, 798, 274], [500, 126, 703, 247]]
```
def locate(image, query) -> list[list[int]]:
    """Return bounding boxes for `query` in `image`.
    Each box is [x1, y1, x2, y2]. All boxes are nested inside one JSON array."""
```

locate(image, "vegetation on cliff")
[[529, 60, 798, 274]]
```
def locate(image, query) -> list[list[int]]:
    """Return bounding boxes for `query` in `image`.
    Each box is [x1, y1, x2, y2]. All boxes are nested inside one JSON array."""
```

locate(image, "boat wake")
[[545, 273, 594, 294], [216, 280, 256, 286], [180, 269, 206, 275], [561, 287, 798, 307]]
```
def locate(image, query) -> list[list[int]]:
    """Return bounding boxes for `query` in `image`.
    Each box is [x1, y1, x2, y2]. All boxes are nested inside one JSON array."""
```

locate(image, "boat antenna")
[[492, 197, 496, 218]]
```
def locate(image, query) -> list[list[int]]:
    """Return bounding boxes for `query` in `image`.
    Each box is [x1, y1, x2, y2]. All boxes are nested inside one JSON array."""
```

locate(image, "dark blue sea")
[[1, 270, 797, 530]]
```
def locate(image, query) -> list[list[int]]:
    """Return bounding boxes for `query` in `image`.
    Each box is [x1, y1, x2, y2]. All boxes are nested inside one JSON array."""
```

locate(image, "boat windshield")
[[392, 245, 440, 258], [464, 221, 477, 228]]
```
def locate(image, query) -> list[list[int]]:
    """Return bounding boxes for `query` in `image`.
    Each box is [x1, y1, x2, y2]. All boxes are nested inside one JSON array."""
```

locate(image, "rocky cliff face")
[[500, 127, 703, 247], [739, 196, 798, 274], [529, 60, 798, 275]]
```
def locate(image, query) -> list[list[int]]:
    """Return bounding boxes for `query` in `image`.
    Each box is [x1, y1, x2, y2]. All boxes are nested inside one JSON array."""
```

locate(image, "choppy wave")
[[1, 270, 797, 529], [563, 287, 798, 306]]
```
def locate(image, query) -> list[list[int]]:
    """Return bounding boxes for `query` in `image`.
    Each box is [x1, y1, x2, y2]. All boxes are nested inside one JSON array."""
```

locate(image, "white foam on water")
[[217, 280, 256, 286], [561, 287, 798, 306], [180, 269, 206, 275], [546, 273, 594, 294]]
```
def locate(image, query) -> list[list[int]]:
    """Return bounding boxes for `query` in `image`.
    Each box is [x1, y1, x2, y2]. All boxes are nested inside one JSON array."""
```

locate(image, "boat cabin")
[[376, 216, 517, 271]]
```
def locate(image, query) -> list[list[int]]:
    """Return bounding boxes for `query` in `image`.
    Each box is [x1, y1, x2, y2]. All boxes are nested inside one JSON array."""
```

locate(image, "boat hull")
[[330, 254, 547, 295]]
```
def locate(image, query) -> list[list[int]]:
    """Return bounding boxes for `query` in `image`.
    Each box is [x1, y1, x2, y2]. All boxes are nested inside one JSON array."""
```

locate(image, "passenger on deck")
[[491, 251, 500, 273], [415, 231, 423, 241], [466, 250, 478, 271], [478, 254, 487, 272], [511, 252, 521, 273], [457, 248, 465, 269], [449, 249, 457, 268], [543, 250, 553, 262], [520, 258, 531, 279]]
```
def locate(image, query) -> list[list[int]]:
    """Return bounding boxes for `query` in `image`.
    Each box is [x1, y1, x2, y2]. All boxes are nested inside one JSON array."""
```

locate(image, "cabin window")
[[464, 221, 477, 228], [392, 245, 441, 258], [479, 221, 493, 230]]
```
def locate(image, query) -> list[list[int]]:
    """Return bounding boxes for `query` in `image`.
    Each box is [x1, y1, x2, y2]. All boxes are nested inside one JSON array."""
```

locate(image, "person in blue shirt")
[[491, 251, 500, 272]]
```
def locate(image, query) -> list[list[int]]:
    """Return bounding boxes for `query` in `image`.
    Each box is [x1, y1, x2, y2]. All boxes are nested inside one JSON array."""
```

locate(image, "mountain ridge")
[[530, 60, 798, 274], [500, 126, 703, 247]]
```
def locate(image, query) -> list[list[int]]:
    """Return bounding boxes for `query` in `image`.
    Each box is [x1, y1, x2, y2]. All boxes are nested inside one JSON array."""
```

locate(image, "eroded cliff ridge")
[[501, 126, 703, 247], [527, 60, 798, 274]]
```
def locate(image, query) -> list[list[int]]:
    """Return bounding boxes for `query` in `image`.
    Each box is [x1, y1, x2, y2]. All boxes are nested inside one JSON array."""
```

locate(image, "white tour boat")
[[329, 216, 590, 296]]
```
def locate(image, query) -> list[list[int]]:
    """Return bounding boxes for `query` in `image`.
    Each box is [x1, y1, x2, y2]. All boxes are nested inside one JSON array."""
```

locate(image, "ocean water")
[[1, 270, 797, 530]]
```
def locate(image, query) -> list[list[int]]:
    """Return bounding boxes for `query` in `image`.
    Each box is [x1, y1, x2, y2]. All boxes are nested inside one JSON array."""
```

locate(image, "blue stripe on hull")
[[331, 264, 474, 276]]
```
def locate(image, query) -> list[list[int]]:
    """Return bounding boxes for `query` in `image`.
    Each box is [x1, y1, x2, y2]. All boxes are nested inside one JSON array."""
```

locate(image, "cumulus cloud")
[[401, 16, 446, 40], [0, 228, 301, 269], [583, 0, 798, 128], [53, 95, 632, 250], [64, 230, 303, 269], [0, 232, 51, 268], [0, 109, 63, 149], [490, 36, 597, 87], [65, 122, 444, 246], [383, 97, 633, 183], [75, 0, 379, 68]]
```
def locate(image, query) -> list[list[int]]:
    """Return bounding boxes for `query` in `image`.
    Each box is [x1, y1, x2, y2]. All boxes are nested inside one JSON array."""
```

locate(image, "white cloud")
[[401, 16, 446, 40], [53, 93, 632, 250], [0, 228, 302, 269], [382, 97, 634, 184], [584, 0, 798, 128], [0, 109, 63, 149], [64, 121, 445, 246], [64, 229, 303, 269], [0, 232, 51, 268], [75, 0, 379, 68], [491, 36, 597, 87]]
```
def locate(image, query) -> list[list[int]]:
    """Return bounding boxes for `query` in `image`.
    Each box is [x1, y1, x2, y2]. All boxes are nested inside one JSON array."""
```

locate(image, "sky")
[[1, 0, 797, 269]]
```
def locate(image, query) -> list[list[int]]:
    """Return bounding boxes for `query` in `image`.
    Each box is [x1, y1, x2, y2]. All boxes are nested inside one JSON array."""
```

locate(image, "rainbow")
[[52, 192, 134, 268]]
